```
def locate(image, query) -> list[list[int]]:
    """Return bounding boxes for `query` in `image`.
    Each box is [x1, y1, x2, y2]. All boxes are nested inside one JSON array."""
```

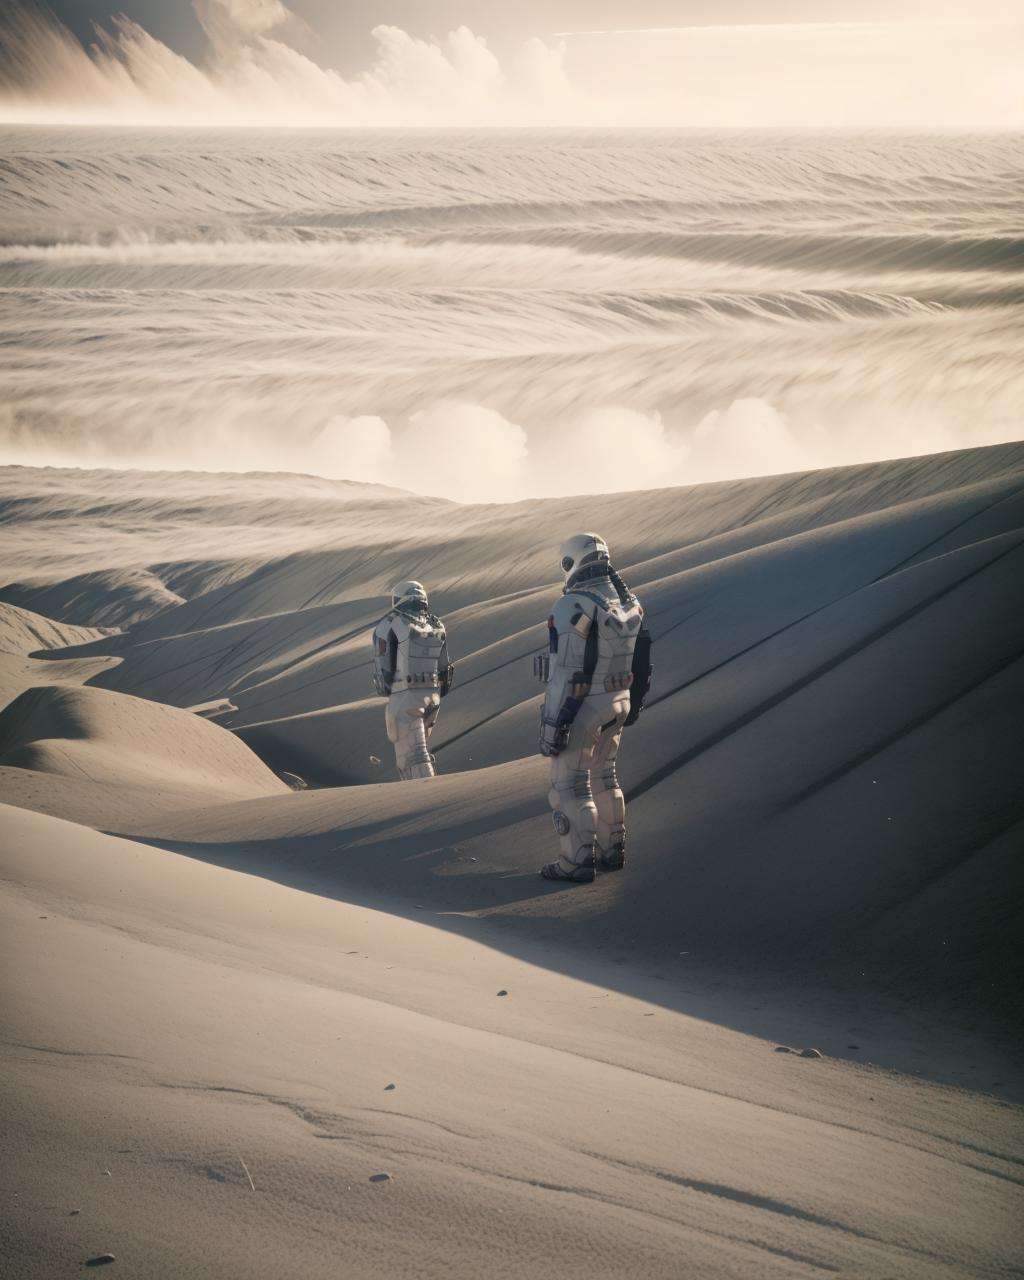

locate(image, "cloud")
[[0, 396, 805, 500], [0, 4, 578, 127], [0, 4, 1019, 127], [197, 0, 291, 39], [689, 399, 812, 481], [315, 415, 394, 483], [532, 407, 689, 496], [7, 390, 1022, 501], [397, 403, 529, 502], [319, 403, 693, 501], [316, 403, 528, 502]]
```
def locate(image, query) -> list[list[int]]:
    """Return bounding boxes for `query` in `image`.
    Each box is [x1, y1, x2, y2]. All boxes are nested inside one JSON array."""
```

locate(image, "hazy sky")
[[42, 0, 1024, 70], [3, 0, 1021, 126]]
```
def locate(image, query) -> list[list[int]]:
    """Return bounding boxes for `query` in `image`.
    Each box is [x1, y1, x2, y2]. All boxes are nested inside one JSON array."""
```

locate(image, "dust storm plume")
[[1, 3, 1022, 497]]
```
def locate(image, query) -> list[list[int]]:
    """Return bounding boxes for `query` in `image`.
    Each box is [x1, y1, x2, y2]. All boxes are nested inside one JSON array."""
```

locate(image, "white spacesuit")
[[371, 581, 454, 780], [534, 534, 653, 882]]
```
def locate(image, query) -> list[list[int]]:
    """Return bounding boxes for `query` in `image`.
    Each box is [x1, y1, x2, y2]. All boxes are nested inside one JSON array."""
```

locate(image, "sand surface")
[[2, 444, 1023, 1276], [4, 804, 1022, 1280]]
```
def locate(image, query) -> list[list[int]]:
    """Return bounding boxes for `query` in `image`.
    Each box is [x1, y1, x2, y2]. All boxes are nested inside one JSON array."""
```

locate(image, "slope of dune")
[[3, 803, 1021, 1280], [0, 600, 110, 656], [1, 447, 1022, 1276], [0, 465, 446, 589], [0, 601, 120, 709], [0, 566, 187, 628], [0, 684, 289, 828], [3, 442, 1022, 598], [1, 447, 1020, 1014]]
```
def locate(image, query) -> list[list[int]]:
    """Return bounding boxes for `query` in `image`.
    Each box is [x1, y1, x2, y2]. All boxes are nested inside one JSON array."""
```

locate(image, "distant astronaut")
[[534, 534, 653, 882], [371, 581, 454, 780]]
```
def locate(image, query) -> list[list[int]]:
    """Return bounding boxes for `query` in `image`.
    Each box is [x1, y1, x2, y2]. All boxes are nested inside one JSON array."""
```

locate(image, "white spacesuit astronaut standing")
[[371, 581, 454, 780], [535, 534, 653, 882]]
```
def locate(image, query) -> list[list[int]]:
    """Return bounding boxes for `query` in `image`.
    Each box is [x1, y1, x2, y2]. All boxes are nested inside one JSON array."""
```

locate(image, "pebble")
[[497, 990, 508, 997], [384, 1083, 396, 1091], [369, 1173, 392, 1183], [84, 1255, 116, 1268]]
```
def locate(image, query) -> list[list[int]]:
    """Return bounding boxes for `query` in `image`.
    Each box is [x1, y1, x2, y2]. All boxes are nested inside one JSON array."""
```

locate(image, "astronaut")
[[371, 581, 454, 780], [534, 534, 653, 883]]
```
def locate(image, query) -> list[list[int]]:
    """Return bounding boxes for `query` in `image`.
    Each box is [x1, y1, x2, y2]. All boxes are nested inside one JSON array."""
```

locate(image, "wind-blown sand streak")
[[2, 128, 1022, 494]]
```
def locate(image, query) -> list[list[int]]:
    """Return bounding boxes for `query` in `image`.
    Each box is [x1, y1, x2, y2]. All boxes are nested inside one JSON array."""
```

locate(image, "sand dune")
[[0, 565, 188, 628], [0, 465, 444, 604], [3, 803, 1021, 1279], [0, 600, 120, 708], [0, 684, 288, 828], [2, 448, 1021, 999], [1, 447, 1022, 985], [4, 442, 1022, 601], [1, 445, 1022, 1276]]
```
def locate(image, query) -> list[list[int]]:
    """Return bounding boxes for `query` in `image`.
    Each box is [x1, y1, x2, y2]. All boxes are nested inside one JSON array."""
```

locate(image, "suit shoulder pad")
[[554, 593, 596, 635]]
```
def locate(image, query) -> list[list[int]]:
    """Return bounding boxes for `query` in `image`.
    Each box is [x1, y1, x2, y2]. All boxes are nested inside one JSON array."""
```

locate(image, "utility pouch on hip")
[[569, 672, 592, 699], [604, 671, 634, 692]]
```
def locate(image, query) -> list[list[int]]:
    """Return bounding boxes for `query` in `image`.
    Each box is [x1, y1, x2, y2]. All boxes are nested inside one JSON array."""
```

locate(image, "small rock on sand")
[[84, 1254, 116, 1267], [369, 1173, 392, 1183], [384, 1083, 396, 1091]]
